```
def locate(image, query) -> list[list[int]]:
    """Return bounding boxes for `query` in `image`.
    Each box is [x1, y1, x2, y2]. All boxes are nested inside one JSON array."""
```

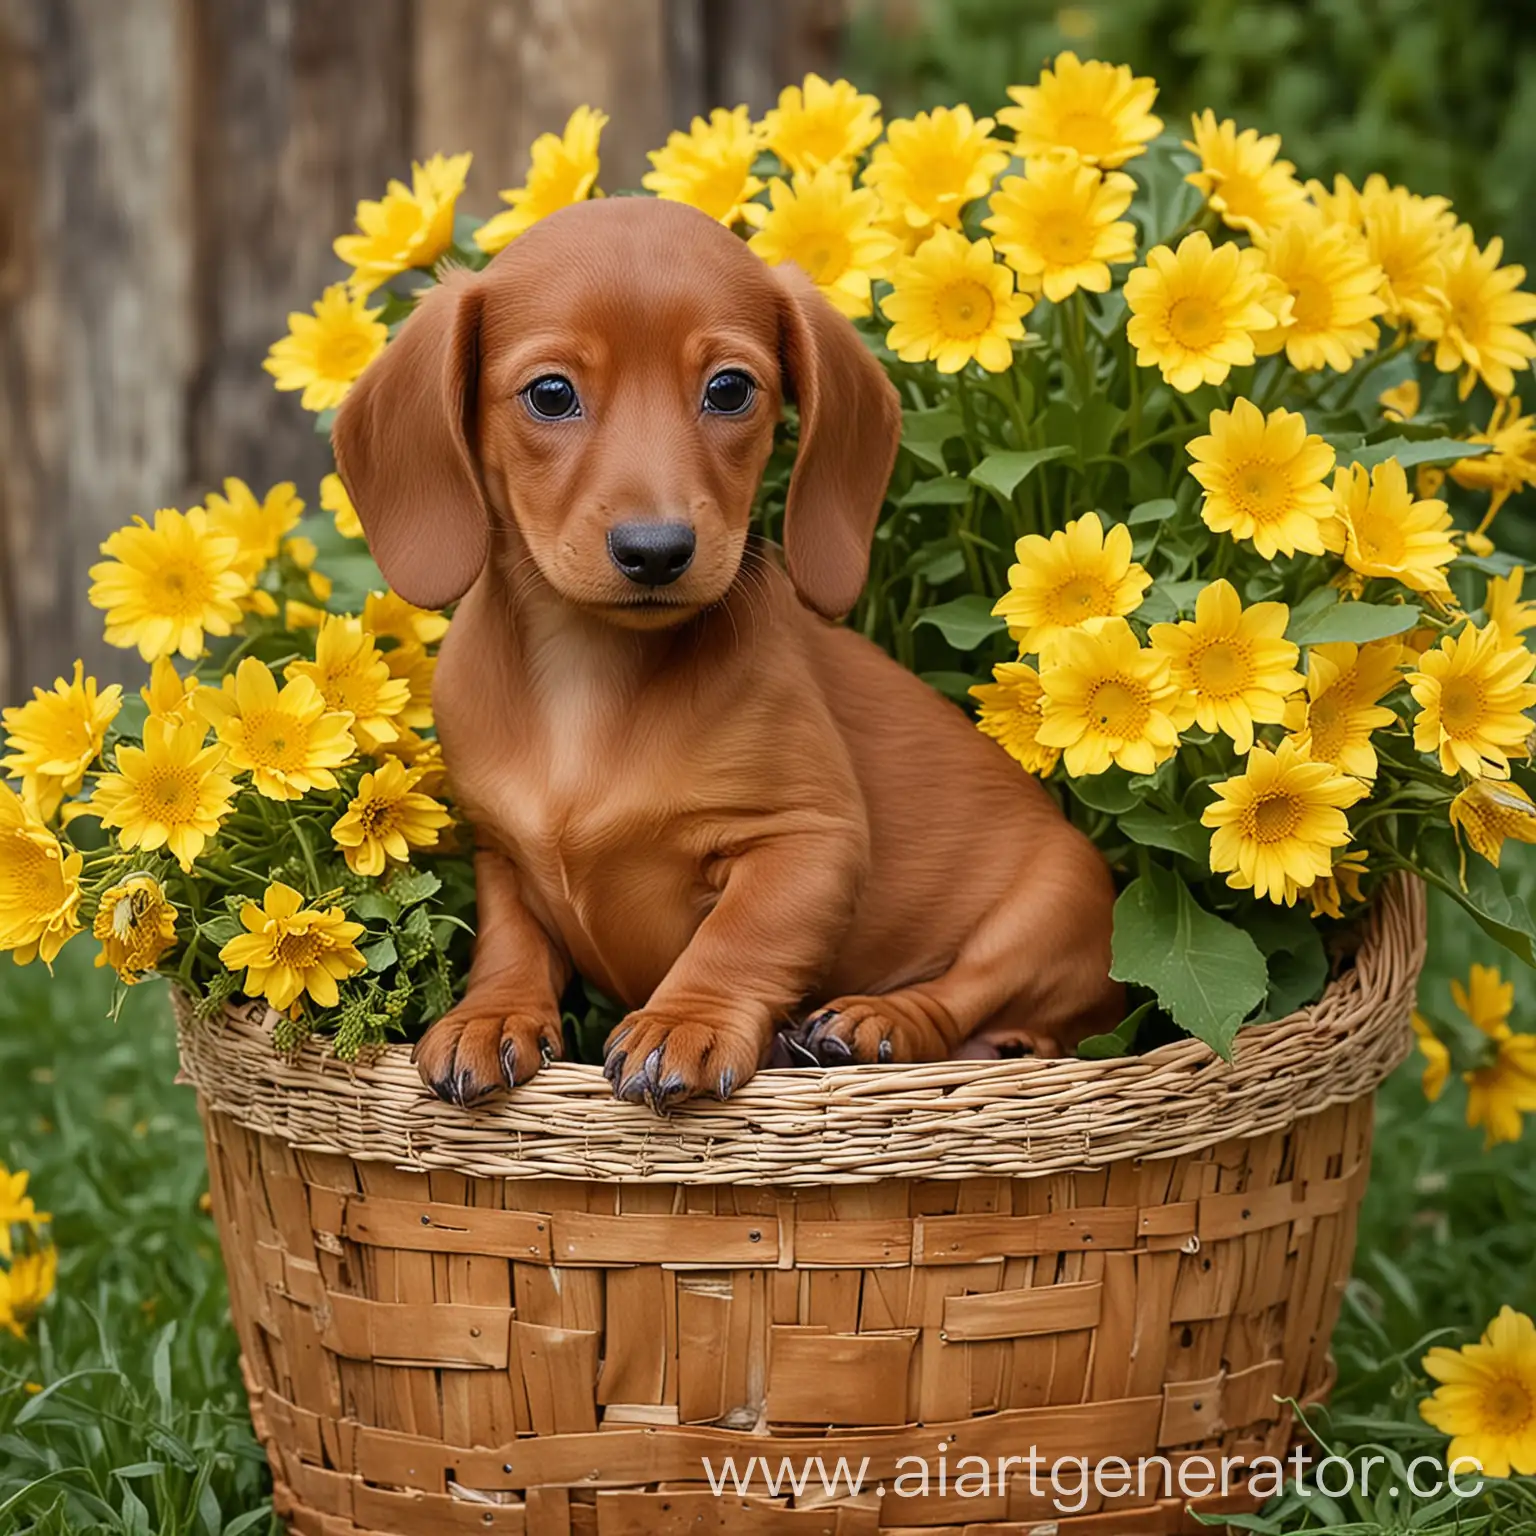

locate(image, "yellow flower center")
[[1439, 677, 1486, 738], [1481, 1375, 1534, 1434], [1214, 173, 1263, 221], [315, 324, 378, 381], [1247, 791, 1301, 843], [1351, 514, 1404, 567], [273, 926, 326, 971], [790, 231, 850, 282], [1167, 295, 1225, 351], [1035, 210, 1095, 264], [8, 838, 56, 907], [242, 711, 311, 773], [1231, 459, 1288, 522], [1056, 112, 1115, 160], [1289, 272, 1335, 331], [935, 279, 996, 338], [149, 561, 215, 619], [1046, 576, 1113, 626], [141, 765, 201, 824], [1085, 676, 1150, 737], [356, 796, 398, 837], [317, 665, 381, 719], [1192, 638, 1253, 699]]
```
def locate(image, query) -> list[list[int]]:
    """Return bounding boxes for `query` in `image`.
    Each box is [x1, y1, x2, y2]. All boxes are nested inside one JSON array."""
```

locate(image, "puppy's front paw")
[[798, 992, 953, 1066], [602, 1010, 761, 1113], [413, 1000, 563, 1106]]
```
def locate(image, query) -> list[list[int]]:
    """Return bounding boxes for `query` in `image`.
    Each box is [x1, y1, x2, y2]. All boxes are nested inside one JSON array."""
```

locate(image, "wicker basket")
[[176, 879, 1423, 1536]]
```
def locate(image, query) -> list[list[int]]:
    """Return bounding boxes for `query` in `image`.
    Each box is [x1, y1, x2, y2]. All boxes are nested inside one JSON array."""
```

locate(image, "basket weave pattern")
[[182, 881, 1424, 1536]]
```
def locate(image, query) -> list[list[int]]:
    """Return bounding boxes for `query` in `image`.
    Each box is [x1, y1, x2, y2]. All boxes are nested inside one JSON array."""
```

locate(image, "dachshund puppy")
[[334, 197, 1121, 1112]]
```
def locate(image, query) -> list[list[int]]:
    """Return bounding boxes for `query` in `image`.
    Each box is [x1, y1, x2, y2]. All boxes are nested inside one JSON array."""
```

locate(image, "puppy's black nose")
[[607, 521, 696, 587]]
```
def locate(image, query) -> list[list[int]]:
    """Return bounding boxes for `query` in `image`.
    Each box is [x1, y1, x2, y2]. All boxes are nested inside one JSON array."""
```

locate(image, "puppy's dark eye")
[[523, 374, 580, 420], [703, 370, 755, 416]]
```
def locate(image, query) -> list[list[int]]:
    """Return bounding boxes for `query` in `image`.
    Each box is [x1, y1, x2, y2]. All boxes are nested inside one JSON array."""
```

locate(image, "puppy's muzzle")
[[607, 521, 696, 587]]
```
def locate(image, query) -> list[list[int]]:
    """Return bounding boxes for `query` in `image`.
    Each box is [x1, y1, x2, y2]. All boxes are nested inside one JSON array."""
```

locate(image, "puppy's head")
[[333, 197, 901, 626]]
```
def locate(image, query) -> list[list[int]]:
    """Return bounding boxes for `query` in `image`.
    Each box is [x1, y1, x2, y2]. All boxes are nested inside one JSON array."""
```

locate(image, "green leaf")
[[1131, 135, 1205, 248], [1128, 497, 1176, 526], [1337, 435, 1490, 472], [1043, 396, 1124, 466], [920, 670, 982, 702], [1117, 804, 1211, 863], [912, 545, 966, 584], [1420, 827, 1536, 966], [198, 916, 242, 947], [1287, 598, 1420, 646], [914, 594, 1006, 650], [1134, 578, 1204, 625], [362, 936, 398, 972], [968, 445, 1074, 500], [1245, 905, 1330, 1019], [1077, 999, 1156, 1060], [1064, 767, 1140, 814], [1109, 867, 1268, 1058], [385, 868, 442, 908], [899, 407, 963, 470], [900, 475, 972, 507], [350, 890, 400, 923]]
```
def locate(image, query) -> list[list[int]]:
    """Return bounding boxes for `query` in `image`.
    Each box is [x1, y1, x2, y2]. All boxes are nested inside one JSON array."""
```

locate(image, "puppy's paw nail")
[[603, 1051, 625, 1086], [539, 1035, 558, 1065], [877, 1039, 894, 1064], [431, 1075, 459, 1106], [716, 1067, 736, 1098], [499, 1040, 518, 1085], [818, 1035, 853, 1065], [803, 1009, 834, 1037], [783, 1035, 820, 1068], [617, 1072, 648, 1105]]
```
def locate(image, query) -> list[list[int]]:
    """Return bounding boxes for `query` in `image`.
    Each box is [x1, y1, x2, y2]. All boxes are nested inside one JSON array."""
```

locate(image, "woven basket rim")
[[174, 877, 1423, 1184]]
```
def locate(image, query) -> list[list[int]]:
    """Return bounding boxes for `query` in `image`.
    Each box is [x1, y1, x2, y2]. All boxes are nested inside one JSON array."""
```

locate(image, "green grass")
[[0, 894, 1533, 1533]]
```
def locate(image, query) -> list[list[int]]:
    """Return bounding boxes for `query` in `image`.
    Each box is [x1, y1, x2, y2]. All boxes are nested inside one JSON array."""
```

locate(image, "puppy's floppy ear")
[[775, 263, 902, 621], [332, 269, 488, 610]]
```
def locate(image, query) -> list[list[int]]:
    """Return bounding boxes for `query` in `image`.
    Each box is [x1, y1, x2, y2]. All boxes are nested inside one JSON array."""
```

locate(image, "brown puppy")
[[334, 197, 1121, 1112]]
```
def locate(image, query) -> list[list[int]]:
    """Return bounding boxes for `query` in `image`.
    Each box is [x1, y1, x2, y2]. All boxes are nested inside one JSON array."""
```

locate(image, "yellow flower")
[[1449, 966, 1536, 1148], [1411, 1011, 1452, 1102], [748, 168, 898, 319], [475, 105, 607, 256], [318, 474, 363, 542], [1184, 111, 1308, 236], [88, 508, 249, 662], [286, 600, 327, 631], [331, 758, 452, 877], [334, 152, 472, 295], [384, 644, 436, 730], [970, 662, 1060, 776], [197, 657, 356, 801], [1147, 579, 1302, 754], [1187, 398, 1337, 559], [285, 616, 412, 755], [1360, 184, 1457, 331], [1418, 230, 1536, 400], [0, 783, 82, 965], [93, 874, 176, 983], [998, 52, 1161, 169], [1409, 622, 1536, 779], [0, 1166, 43, 1262], [203, 478, 304, 584], [861, 105, 1010, 241], [1484, 566, 1536, 647], [993, 511, 1151, 654], [1202, 736, 1365, 905], [982, 155, 1137, 303], [1254, 220, 1385, 372], [362, 590, 450, 649], [1378, 378, 1421, 422], [761, 74, 882, 174], [0, 1245, 57, 1340], [90, 717, 236, 872], [880, 229, 1031, 374], [1422, 1306, 1536, 1477], [1451, 399, 1536, 530], [1283, 640, 1402, 779], [1, 661, 122, 821], [262, 284, 386, 412], [218, 881, 366, 1012], [1307, 847, 1369, 920], [1124, 231, 1282, 393], [1036, 616, 1192, 777], [642, 106, 766, 228], [1451, 779, 1536, 868], [1334, 459, 1457, 597], [141, 657, 202, 727]]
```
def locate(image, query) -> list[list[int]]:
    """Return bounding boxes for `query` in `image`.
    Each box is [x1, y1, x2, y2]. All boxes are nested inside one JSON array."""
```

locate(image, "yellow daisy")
[[1184, 111, 1309, 236], [218, 881, 366, 1012], [1452, 399, 1536, 531], [1422, 1306, 1536, 1477], [331, 758, 452, 877], [362, 590, 450, 649], [475, 105, 607, 256], [880, 229, 1031, 374], [1283, 640, 1402, 779], [970, 662, 1060, 776], [761, 74, 882, 174], [0, 784, 82, 966], [88, 508, 249, 663], [334, 152, 472, 295], [320, 472, 364, 540], [384, 644, 436, 730], [1147, 579, 1302, 754], [0, 1166, 40, 1256], [1451, 779, 1536, 869], [1453, 967, 1536, 1149], [982, 154, 1137, 302], [861, 105, 1010, 241], [1036, 616, 1192, 778], [1333, 459, 1457, 598], [93, 874, 177, 983], [1187, 398, 1337, 559], [1124, 231, 1283, 392], [1307, 847, 1369, 920], [998, 52, 1161, 169], [1360, 184, 1457, 331], [1202, 736, 1365, 905], [203, 478, 303, 584], [197, 657, 356, 801], [993, 511, 1151, 653], [1255, 220, 1386, 372], [285, 600, 327, 631], [1378, 378, 1421, 422], [1418, 230, 1536, 400], [642, 106, 766, 228], [1484, 567, 1536, 647], [1410, 622, 1536, 779], [1, 661, 122, 821], [748, 168, 898, 319], [1411, 1010, 1452, 1102], [90, 717, 236, 872], [141, 657, 202, 727], [285, 615, 412, 755], [0, 1246, 57, 1339], [262, 284, 386, 412]]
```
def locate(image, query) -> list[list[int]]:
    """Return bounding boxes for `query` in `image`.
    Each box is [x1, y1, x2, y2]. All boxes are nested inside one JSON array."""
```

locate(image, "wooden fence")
[[0, 0, 845, 704]]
